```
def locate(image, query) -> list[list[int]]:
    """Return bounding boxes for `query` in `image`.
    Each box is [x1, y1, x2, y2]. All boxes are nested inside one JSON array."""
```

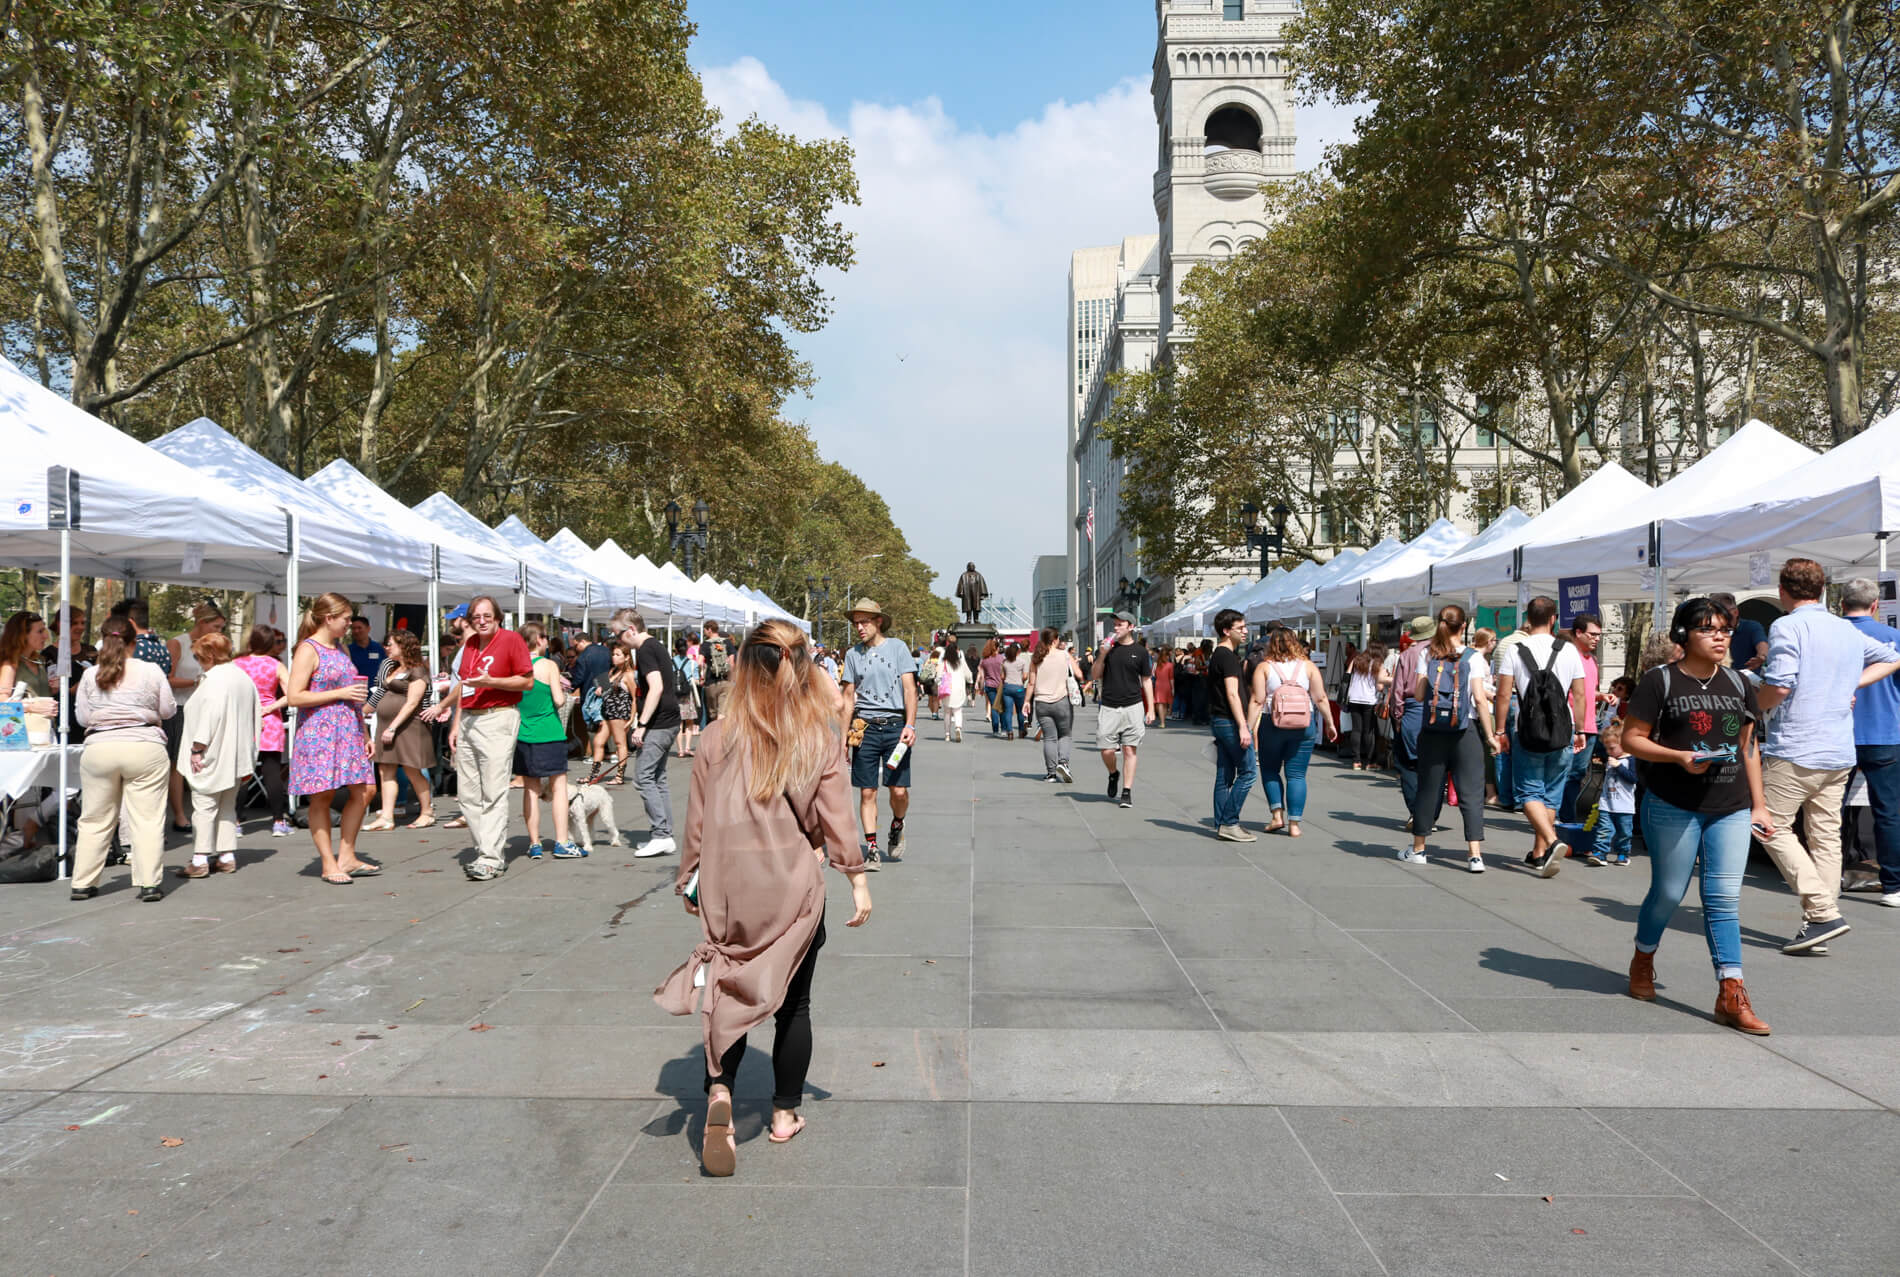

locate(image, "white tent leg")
[[1359, 606, 1368, 647], [57, 528, 70, 881], [427, 579, 441, 679], [285, 515, 300, 772]]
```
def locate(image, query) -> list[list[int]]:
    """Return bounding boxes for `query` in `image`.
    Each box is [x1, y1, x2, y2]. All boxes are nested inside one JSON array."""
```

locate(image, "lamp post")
[[665, 498, 712, 579], [1239, 500, 1291, 577], [806, 574, 830, 648], [1116, 574, 1150, 625]]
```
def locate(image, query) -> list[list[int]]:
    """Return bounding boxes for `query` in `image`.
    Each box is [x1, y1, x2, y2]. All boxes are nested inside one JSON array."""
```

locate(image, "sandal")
[[322, 872, 353, 885], [344, 861, 384, 877], [443, 815, 468, 829], [360, 818, 397, 833], [767, 1114, 805, 1145], [406, 815, 436, 830], [702, 1095, 736, 1177]]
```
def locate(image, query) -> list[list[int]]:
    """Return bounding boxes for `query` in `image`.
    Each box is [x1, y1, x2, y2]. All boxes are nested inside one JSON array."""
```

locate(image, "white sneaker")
[[1467, 856, 1486, 873], [1882, 891, 1900, 908], [634, 835, 677, 858], [1397, 848, 1427, 864]]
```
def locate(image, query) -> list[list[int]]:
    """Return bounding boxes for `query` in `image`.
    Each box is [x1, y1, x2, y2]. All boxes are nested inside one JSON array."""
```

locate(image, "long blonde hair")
[[297, 592, 353, 642], [724, 618, 840, 802]]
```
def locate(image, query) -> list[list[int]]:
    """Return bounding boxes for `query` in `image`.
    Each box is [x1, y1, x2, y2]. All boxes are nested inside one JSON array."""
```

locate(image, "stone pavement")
[[2, 712, 1898, 1276]]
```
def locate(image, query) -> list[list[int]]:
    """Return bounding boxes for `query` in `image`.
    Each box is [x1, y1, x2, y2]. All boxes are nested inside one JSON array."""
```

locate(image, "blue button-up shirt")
[[1761, 603, 1900, 769]]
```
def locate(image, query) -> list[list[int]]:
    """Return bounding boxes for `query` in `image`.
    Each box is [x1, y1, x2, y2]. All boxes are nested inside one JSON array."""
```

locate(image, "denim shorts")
[[851, 716, 911, 789], [1512, 738, 1574, 810]]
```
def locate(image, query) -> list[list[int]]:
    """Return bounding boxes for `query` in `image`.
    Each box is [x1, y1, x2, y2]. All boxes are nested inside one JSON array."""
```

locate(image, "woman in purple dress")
[[287, 592, 378, 884]]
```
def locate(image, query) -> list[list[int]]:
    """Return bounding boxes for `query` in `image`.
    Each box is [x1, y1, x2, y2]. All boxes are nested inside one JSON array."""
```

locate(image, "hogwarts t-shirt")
[[1626, 662, 1760, 814]]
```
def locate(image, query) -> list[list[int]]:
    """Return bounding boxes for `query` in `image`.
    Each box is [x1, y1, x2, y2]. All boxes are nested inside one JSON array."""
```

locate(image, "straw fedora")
[[847, 597, 889, 623]]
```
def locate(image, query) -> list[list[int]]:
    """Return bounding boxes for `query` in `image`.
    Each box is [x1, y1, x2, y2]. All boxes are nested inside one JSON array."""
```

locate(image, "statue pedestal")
[[950, 621, 996, 654]]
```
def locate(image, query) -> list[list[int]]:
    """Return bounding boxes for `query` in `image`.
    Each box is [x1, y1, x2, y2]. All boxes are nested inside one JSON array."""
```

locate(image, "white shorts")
[[1097, 703, 1147, 750]]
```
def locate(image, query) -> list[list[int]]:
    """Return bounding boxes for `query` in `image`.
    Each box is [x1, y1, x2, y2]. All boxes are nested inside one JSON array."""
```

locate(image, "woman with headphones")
[[1619, 597, 1774, 1034]]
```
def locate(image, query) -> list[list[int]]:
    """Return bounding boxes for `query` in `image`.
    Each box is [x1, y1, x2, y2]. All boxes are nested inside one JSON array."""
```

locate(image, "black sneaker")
[[1107, 773, 1120, 800], [1782, 918, 1850, 953], [1118, 788, 1133, 809], [1043, 773, 1060, 783]]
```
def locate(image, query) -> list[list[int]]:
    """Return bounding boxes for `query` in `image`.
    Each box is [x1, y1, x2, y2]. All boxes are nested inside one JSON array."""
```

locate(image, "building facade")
[[1066, 0, 1299, 638], [1031, 553, 1069, 632]]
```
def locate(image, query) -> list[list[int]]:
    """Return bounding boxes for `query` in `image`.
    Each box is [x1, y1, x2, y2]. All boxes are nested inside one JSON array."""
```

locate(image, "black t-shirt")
[[1099, 641, 1153, 709], [1208, 646, 1247, 719], [633, 638, 682, 730], [1627, 662, 1760, 815]]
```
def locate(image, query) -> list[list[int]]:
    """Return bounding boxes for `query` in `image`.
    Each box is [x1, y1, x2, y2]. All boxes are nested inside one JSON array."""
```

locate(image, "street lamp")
[[665, 498, 712, 579], [1117, 574, 1150, 624], [1240, 500, 1292, 577], [806, 575, 830, 648]]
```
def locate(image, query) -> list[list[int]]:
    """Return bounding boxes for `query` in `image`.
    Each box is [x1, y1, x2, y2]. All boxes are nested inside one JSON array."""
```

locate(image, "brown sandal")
[[702, 1095, 736, 1176]]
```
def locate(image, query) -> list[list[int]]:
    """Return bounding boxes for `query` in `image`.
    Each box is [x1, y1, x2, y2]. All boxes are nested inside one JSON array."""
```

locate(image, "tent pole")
[[581, 581, 591, 634], [1359, 605, 1368, 648], [57, 527, 70, 881], [285, 514, 300, 772]]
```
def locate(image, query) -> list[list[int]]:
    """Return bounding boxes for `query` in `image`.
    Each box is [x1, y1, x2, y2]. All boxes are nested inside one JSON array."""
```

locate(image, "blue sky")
[[690, 2, 1359, 611]]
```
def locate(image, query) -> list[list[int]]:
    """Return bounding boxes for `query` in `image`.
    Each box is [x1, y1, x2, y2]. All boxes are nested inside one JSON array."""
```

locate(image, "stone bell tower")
[[1151, 0, 1299, 348]]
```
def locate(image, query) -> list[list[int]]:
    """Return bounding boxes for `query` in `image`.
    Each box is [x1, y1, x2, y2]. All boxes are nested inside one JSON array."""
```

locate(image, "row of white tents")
[[0, 357, 807, 657], [1148, 415, 1900, 640]]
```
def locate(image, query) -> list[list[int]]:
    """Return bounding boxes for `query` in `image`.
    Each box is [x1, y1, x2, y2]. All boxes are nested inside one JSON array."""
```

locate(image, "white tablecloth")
[[0, 746, 84, 802]]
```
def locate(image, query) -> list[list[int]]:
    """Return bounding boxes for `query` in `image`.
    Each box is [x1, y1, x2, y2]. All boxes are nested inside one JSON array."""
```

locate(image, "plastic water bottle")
[[886, 740, 909, 770]]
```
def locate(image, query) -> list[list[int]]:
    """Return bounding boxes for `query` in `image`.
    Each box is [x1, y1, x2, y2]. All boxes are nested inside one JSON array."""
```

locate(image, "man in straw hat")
[[839, 598, 918, 867]]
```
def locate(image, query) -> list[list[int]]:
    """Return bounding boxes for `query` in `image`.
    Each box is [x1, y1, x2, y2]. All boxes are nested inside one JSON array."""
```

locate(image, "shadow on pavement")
[[1478, 945, 1626, 994]]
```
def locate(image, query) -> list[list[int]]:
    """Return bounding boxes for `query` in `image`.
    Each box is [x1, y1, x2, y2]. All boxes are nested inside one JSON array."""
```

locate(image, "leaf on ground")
[[317, 1074, 328, 1079], [355, 1033, 381, 1040], [380, 1142, 409, 1151], [307, 1009, 327, 1015], [328, 1040, 342, 1047], [159, 1137, 184, 1148], [1542, 1196, 1553, 1203], [277, 947, 301, 954], [127, 1013, 146, 1018], [1571, 1229, 1587, 1235], [127, 1209, 138, 1214], [63, 1125, 80, 1131], [268, 990, 287, 996], [871, 1060, 886, 1067], [416, 868, 443, 873], [923, 959, 937, 965], [469, 1023, 496, 1032], [403, 999, 424, 1011]]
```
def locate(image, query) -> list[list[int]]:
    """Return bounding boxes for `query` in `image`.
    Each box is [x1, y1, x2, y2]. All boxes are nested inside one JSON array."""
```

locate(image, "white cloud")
[[700, 57, 1360, 607]]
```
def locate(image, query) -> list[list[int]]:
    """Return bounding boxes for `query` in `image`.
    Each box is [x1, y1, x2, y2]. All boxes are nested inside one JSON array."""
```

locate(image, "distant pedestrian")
[[1089, 611, 1154, 809], [70, 616, 175, 902], [839, 598, 918, 865], [654, 618, 872, 1177], [1023, 629, 1083, 783], [940, 644, 971, 742], [432, 595, 534, 881], [286, 593, 378, 886], [1344, 643, 1384, 770], [1839, 577, 1900, 905], [617, 611, 682, 859], [1752, 559, 1900, 952], [1397, 605, 1494, 872], [1492, 596, 1588, 877], [1206, 609, 1257, 840], [1251, 625, 1336, 838]]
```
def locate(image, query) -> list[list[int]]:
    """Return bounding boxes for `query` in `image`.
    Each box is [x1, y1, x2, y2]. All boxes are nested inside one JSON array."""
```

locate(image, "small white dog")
[[568, 786, 623, 851]]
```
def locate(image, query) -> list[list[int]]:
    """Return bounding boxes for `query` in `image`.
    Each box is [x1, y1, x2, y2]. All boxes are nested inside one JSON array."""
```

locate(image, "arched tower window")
[[1204, 105, 1263, 154]]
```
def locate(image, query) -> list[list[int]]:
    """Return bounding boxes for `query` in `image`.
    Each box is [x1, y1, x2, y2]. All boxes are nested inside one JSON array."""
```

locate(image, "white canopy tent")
[[1148, 585, 1228, 639], [1290, 539, 1411, 616], [491, 515, 631, 624], [1428, 464, 1653, 600], [705, 576, 760, 626], [149, 417, 437, 605], [413, 493, 596, 614], [1519, 421, 1822, 601], [305, 461, 523, 601], [1321, 519, 1474, 613], [1243, 559, 1328, 622], [1352, 508, 1533, 612], [1656, 409, 1900, 590]]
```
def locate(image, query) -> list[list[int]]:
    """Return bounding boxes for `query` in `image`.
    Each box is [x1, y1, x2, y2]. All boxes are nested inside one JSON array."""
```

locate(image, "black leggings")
[[1349, 705, 1378, 765], [257, 750, 288, 821], [1411, 727, 1487, 843], [706, 914, 826, 1110]]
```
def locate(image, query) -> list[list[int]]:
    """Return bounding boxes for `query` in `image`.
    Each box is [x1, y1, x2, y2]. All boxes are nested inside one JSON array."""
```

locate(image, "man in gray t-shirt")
[[840, 598, 918, 867]]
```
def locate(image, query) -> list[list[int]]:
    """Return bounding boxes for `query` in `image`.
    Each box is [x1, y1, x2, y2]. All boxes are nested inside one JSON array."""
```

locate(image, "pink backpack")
[[1266, 661, 1313, 729]]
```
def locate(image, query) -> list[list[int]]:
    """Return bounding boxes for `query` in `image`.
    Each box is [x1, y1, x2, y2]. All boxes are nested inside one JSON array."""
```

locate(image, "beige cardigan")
[[181, 662, 260, 794], [655, 719, 864, 1072]]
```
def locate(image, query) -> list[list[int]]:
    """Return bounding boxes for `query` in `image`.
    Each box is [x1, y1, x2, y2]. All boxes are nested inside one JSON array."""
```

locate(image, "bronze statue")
[[954, 562, 988, 624]]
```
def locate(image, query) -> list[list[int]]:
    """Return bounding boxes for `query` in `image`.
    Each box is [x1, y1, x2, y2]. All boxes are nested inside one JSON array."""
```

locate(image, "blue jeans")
[[1209, 717, 1257, 827], [1858, 744, 1900, 893], [1258, 719, 1319, 820], [985, 686, 1003, 733], [998, 684, 1026, 734], [1511, 731, 1573, 811], [1635, 795, 1750, 979], [1393, 701, 1423, 825], [1594, 810, 1634, 859]]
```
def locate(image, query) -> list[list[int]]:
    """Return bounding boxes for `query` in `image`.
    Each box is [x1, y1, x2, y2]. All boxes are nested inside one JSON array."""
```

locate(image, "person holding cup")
[[287, 592, 378, 885]]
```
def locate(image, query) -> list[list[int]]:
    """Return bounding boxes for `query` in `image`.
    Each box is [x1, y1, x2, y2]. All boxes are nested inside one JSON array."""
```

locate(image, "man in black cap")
[[1089, 611, 1155, 809]]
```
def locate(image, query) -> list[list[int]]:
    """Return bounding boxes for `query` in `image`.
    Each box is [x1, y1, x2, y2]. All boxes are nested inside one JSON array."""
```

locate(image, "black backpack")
[[1515, 637, 1574, 753]]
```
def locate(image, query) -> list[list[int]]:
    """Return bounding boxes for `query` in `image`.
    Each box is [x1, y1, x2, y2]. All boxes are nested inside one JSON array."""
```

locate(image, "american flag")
[[1085, 502, 1094, 544]]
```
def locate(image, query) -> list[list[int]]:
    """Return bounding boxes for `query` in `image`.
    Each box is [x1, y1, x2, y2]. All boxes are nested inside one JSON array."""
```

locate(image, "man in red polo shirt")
[[449, 596, 533, 880]]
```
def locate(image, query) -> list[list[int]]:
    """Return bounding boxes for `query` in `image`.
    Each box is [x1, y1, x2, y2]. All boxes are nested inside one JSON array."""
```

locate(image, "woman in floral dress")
[[287, 593, 378, 884]]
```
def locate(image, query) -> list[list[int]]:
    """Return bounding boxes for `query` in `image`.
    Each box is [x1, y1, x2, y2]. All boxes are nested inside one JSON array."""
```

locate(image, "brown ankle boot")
[[1713, 978, 1770, 1035], [1628, 949, 1656, 1001]]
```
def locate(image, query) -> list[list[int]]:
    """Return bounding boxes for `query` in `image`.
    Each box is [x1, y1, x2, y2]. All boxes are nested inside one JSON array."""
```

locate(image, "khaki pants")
[[457, 707, 519, 871], [74, 740, 169, 890], [191, 785, 239, 857], [1760, 756, 1850, 922], [704, 680, 730, 721]]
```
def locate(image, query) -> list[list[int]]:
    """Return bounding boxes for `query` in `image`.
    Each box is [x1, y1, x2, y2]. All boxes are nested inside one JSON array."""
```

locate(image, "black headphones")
[[1667, 599, 1701, 648]]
